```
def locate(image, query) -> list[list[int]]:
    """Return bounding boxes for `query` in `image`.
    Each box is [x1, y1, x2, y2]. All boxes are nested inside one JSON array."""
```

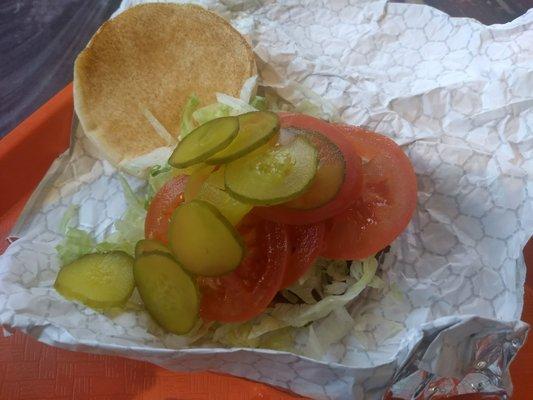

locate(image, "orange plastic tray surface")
[[0, 84, 531, 400]]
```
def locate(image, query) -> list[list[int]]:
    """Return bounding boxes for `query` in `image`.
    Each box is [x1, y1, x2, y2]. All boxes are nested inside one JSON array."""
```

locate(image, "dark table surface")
[[1, 0, 532, 138]]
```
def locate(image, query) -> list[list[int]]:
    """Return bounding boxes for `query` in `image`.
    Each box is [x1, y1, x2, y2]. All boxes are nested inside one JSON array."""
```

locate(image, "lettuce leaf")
[[259, 327, 294, 352], [213, 322, 260, 348], [143, 108, 175, 145], [250, 95, 267, 111], [178, 76, 257, 137], [270, 257, 378, 327], [145, 164, 176, 206], [301, 308, 355, 359], [56, 228, 95, 265], [56, 175, 147, 261], [97, 175, 146, 256], [301, 325, 323, 360], [211, 317, 294, 352], [189, 91, 258, 128], [292, 83, 343, 122], [216, 92, 257, 114], [56, 206, 96, 265], [281, 261, 324, 304], [239, 75, 258, 104], [249, 314, 287, 339], [192, 103, 231, 125], [179, 94, 200, 139]]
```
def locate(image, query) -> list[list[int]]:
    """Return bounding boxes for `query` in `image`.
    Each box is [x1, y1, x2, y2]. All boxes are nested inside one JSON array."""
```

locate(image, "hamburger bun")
[[74, 3, 256, 175]]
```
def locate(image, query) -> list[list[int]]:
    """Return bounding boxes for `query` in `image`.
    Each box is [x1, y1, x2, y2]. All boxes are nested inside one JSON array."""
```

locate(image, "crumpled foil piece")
[[0, 1, 531, 399], [387, 316, 528, 399]]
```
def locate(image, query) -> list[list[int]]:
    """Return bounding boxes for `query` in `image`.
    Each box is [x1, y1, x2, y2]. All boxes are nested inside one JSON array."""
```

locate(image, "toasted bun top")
[[74, 3, 256, 170]]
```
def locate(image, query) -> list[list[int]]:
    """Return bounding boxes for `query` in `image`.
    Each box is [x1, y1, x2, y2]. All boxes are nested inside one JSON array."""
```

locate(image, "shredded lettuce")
[[58, 205, 78, 234], [247, 82, 343, 122], [299, 308, 356, 359], [324, 281, 349, 295], [313, 307, 354, 348], [250, 95, 267, 111], [248, 314, 286, 339], [97, 176, 146, 256], [259, 328, 294, 352], [325, 259, 349, 281], [212, 318, 294, 352], [143, 108, 175, 145], [281, 262, 323, 304], [368, 275, 386, 289], [56, 205, 96, 264], [145, 164, 176, 206], [192, 103, 231, 125], [189, 92, 257, 127], [176, 76, 259, 139], [179, 94, 200, 138], [178, 77, 259, 138], [56, 176, 147, 261], [302, 325, 323, 360], [270, 258, 378, 327], [56, 229, 94, 265], [292, 83, 343, 122], [213, 322, 260, 348], [239, 75, 258, 104], [216, 92, 257, 114]]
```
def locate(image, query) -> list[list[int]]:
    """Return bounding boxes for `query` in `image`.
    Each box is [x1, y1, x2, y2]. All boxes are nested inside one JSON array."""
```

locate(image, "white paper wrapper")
[[1, 1, 532, 399]]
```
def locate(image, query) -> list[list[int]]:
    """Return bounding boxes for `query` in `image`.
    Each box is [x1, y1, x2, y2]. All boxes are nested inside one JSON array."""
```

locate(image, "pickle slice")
[[285, 130, 345, 209], [135, 239, 172, 258], [205, 166, 225, 189], [173, 162, 210, 177], [134, 252, 198, 334], [184, 166, 251, 225], [206, 111, 280, 164], [196, 179, 252, 225], [224, 137, 318, 205], [184, 164, 216, 202], [168, 200, 244, 276], [54, 252, 135, 309], [169, 116, 239, 168]]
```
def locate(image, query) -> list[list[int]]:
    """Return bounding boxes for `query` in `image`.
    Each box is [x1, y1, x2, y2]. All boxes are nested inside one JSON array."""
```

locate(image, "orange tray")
[[0, 84, 531, 400]]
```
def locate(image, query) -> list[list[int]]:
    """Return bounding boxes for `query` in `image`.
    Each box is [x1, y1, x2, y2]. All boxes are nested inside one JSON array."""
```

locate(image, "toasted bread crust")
[[74, 3, 256, 166]]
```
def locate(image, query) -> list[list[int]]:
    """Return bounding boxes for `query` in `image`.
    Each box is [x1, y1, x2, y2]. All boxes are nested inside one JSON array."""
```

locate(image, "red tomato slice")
[[321, 126, 417, 260], [199, 215, 290, 323], [255, 113, 363, 225], [280, 222, 325, 289], [145, 175, 188, 244]]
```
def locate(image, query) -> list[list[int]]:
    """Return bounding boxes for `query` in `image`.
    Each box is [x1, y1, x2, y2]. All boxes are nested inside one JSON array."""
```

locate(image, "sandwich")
[[56, 2, 417, 356]]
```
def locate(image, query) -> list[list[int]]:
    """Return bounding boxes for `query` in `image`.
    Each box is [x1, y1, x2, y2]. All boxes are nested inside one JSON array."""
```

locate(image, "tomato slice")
[[280, 222, 325, 289], [145, 175, 188, 244], [199, 215, 290, 323], [255, 113, 363, 225], [321, 126, 417, 260]]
